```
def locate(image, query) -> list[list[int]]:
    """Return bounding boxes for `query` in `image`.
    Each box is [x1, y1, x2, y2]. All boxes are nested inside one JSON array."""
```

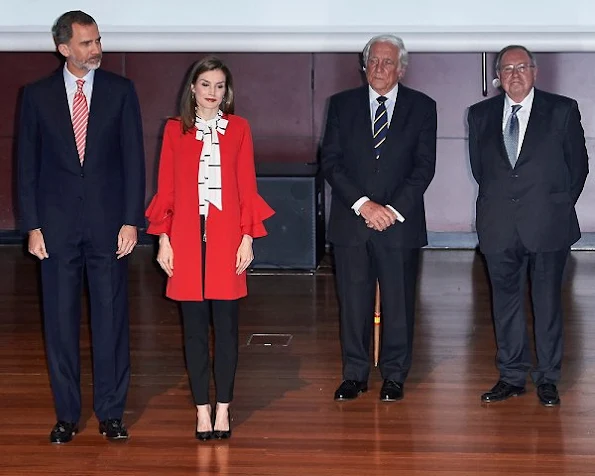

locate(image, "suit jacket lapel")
[[47, 70, 79, 163], [382, 85, 413, 158], [354, 86, 375, 159], [85, 69, 108, 165], [488, 94, 511, 168], [517, 89, 547, 164]]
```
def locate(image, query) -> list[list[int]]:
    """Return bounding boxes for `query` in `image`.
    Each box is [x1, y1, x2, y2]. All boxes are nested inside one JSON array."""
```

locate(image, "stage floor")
[[1, 246, 594, 475]]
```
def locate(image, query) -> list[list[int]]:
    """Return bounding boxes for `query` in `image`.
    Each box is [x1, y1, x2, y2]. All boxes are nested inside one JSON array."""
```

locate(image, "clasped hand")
[[359, 201, 397, 231]]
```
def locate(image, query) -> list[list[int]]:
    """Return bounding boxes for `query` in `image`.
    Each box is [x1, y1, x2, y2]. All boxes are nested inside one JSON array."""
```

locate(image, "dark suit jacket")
[[321, 84, 437, 248], [468, 89, 589, 253], [18, 68, 145, 250]]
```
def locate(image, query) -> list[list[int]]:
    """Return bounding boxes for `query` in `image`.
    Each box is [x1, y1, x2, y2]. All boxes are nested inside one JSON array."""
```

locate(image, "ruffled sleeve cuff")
[[145, 194, 173, 236], [240, 193, 275, 238]]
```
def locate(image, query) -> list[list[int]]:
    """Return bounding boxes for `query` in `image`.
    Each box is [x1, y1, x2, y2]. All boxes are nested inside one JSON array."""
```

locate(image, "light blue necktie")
[[373, 96, 388, 160], [504, 104, 522, 167]]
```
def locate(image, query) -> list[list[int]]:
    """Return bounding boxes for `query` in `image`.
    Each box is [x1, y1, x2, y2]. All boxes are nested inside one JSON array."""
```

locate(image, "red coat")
[[145, 115, 274, 301]]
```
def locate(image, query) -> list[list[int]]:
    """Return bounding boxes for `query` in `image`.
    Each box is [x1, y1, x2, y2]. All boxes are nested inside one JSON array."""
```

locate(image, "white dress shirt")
[[63, 64, 94, 116], [352, 84, 405, 223], [502, 87, 534, 158]]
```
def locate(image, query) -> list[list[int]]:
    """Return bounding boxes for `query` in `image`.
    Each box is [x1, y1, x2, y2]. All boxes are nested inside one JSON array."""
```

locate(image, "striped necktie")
[[503, 104, 522, 167], [373, 96, 388, 160], [72, 79, 89, 164]]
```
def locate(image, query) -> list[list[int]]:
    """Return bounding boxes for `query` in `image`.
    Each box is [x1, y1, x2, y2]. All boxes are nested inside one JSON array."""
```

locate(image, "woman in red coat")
[[146, 56, 274, 440]]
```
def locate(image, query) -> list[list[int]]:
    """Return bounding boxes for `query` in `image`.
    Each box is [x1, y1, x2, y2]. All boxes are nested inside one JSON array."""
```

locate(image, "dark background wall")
[[2, 51, 595, 233]]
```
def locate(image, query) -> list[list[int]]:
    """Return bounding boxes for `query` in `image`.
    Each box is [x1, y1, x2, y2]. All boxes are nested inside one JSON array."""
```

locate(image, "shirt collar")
[[369, 83, 399, 105], [504, 87, 534, 111], [63, 63, 95, 88]]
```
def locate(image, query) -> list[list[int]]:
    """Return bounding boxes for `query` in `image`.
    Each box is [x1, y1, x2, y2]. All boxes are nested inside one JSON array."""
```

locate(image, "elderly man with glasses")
[[468, 45, 589, 407]]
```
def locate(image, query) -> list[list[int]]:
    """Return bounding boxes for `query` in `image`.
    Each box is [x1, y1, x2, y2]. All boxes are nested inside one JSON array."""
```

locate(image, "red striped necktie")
[[72, 79, 89, 164]]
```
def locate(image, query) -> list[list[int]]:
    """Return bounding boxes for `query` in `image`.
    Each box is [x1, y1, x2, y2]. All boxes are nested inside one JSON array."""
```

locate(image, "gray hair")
[[495, 45, 537, 71], [362, 34, 409, 69]]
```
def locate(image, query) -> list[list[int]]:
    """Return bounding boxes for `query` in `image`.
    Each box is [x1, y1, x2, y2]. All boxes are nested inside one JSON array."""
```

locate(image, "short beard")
[[71, 55, 102, 72]]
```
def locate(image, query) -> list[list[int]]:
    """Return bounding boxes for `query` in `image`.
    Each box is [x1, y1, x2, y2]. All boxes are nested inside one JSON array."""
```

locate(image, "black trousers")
[[41, 219, 130, 423], [334, 238, 420, 383], [180, 215, 239, 405], [180, 300, 239, 404], [483, 237, 569, 387]]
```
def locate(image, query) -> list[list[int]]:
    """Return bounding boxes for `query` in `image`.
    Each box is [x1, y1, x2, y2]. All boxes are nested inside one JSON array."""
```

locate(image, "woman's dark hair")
[[179, 56, 235, 133]]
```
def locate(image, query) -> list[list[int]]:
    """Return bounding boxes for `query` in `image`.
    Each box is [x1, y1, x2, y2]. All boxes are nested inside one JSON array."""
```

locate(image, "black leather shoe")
[[99, 419, 129, 440], [537, 383, 560, 407], [481, 380, 525, 403], [213, 411, 232, 440], [49, 421, 78, 444], [380, 380, 404, 402], [334, 380, 368, 401]]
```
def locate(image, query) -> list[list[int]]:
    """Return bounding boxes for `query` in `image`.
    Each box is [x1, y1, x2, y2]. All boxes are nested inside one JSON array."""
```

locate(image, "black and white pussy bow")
[[195, 110, 228, 215]]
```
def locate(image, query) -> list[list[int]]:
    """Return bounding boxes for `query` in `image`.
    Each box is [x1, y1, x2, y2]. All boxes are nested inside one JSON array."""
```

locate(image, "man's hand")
[[28, 229, 49, 260], [359, 201, 397, 231], [116, 225, 138, 259]]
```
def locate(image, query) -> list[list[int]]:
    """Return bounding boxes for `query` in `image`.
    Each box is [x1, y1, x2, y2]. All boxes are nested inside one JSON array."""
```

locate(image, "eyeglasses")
[[499, 63, 535, 76]]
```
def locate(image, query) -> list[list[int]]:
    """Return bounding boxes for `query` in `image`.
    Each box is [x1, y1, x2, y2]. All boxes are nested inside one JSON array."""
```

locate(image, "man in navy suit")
[[468, 45, 588, 407], [321, 34, 436, 402], [18, 11, 145, 442]]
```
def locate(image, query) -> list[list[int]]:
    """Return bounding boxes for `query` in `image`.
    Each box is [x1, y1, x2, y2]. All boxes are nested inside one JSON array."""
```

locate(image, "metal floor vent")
[[246, 333, 293, 347]]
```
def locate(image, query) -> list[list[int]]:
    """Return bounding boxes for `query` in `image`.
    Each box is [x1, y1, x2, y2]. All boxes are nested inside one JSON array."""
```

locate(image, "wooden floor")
[[1, 246, 595, 475]]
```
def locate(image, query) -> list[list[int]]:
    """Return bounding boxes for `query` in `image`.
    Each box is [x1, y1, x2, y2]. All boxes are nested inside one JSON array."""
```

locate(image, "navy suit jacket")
[[321, 84, 437, 248], [18, 68, 146, 250], [468, 89, 589, 253]]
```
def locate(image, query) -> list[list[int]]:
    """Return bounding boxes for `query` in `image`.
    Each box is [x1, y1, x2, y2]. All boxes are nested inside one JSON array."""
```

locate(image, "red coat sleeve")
[[145, 119, 177, 235], [236, 120, 274, 238]]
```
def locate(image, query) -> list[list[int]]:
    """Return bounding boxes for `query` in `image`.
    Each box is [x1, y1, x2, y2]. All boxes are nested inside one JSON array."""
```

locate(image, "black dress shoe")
[[334, 380, 368, 401], [99, 419, 129, 440], [537, 383, 560, 407], [213, 411, 232, 440], [481, 380, 525, 403], [380, 380, 404, 402], [50, 421, 78, 444]]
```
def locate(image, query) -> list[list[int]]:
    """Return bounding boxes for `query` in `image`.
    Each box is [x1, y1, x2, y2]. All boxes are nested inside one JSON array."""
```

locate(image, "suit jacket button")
[[80, 173, 84, 178], [511, 198, 518, 202], [512, 174, 519, 178]]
